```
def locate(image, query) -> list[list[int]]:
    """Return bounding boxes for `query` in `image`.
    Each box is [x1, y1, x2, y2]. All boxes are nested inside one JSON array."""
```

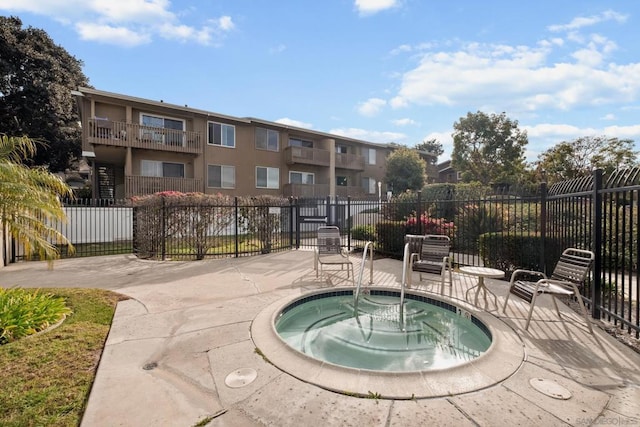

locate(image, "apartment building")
[[72, 87, 417, 200]]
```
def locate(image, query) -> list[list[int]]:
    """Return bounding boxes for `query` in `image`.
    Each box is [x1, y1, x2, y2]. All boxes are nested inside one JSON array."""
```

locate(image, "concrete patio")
[[1, 250, 639, 426]]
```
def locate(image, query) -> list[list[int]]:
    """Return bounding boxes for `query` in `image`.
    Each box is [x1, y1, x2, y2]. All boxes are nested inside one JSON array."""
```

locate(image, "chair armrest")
[[509, 269, 546, 285], [536, 278, 580, 292], [409, 252, 419, 269]]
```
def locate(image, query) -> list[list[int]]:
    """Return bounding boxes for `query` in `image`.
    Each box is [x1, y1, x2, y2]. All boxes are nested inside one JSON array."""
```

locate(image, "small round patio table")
[[459, 266, 504, 310]]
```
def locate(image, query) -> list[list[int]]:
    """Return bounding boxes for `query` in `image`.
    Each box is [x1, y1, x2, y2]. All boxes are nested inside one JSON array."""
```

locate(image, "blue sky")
[[2, 0, 640, 164]]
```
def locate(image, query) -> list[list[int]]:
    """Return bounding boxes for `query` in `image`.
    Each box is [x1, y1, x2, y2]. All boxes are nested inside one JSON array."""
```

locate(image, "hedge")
[[479, 233, 564, 276]]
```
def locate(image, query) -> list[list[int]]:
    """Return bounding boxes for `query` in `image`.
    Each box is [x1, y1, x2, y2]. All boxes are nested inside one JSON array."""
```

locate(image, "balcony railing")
[[336, 185, 366, 197], [283, 183, 330, 197], [125, 176, 202, 197], [283, 183, 366, 198], [87, 118, 202, 154], [284, 146, 330, 166], [336, 152, 365, 170]]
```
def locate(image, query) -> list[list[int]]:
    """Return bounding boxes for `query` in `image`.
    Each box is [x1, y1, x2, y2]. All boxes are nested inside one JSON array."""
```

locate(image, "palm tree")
[[0, 134, 74, 264]]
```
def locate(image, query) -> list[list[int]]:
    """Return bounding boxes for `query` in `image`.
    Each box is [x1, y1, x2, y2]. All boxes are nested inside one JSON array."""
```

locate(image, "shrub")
[[405, 214, 454, 237], [352, 224, 376, 242], [131, 192, 235, 260], [479, 233, 563, 276], [375, 221, 406, 258], [238, 195, 290, 254], [0, 288, 72, 344]]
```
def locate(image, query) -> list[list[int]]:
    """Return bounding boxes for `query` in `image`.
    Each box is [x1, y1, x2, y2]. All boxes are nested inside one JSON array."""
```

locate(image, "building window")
[[140, 113, 185, 146], [289, 138, 313, 148], [336, 145, 347, 154], [141, 160, 185, 178], [256, 128, 279, 151], [336, 176, 348, 186], [290, 171, 314, 185], [362, 177, 376, 194], [367, 148, 376, 165], [208, 122, 235, 147], [256, 166, 279, 189], [208, 165, 235, 188]]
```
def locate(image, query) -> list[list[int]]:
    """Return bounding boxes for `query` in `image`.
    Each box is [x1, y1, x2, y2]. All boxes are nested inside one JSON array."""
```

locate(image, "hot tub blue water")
[[275, 289, 492, 372]]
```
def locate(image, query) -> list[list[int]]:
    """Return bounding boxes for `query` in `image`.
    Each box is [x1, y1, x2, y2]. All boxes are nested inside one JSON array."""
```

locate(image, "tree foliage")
[[384, 147, 426, 193], [535, 136, 638, 184], [0, 16, 90, 172], [451, 111, 527, 186], [0, 134, 74, 263], [414, 138, 443, 165]]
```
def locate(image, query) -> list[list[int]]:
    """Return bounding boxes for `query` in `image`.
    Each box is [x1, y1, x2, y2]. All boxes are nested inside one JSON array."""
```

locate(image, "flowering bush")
[[405, 214, 454, 236]]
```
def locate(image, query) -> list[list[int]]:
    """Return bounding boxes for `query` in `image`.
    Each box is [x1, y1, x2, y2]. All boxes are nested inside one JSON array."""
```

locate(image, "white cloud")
[[548, 10, 628, 32], [330, 127, 405, 144], [275, 118, 313, 129], [358, 98, 386, 116], [75, 22, 151, 46], [392, 118, 417, 126], [600, 113, 616, 121], [390, 36, 640, 114], [0, 0, 234, 47], [354, 0, 399, 15]]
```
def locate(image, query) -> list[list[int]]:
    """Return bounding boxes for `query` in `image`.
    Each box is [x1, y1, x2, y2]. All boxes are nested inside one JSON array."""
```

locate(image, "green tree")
[[384, 147, 426, 193], [535, 136, 638, 184], [0, 135, 74, 263], [451, 111, 527, 186], [0, 16, 90, 172], [414, 138, 443, 165]]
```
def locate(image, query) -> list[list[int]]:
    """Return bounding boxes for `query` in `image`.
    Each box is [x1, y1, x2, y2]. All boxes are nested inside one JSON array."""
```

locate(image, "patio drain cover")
[[529, 378, 572, 400], [225, 368, 257, 388]]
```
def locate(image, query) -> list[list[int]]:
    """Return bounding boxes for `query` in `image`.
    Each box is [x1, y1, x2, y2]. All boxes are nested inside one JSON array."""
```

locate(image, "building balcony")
[[284, 146, 330, 166], [336, 185, 366, 197], [336, 152, 365, 171], [125, 175, 202, 198], [87, 118, 202, 154], [283, 183, 330, 198], [282, 183, 367, 198]]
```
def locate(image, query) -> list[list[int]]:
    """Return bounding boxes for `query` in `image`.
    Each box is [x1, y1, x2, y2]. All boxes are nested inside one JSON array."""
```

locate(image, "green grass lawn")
[[0, 288, 125, 427]]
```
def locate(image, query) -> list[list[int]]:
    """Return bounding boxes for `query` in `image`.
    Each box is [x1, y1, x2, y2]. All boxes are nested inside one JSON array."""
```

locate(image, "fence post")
[[234, 197, 239, 258], [347, 196, 351, 251], [289, 197, 295, 249], [326, 196, 333, 225], [417, 191, 422, 235], [539, 181, 547, 273], [294, 198, 300, 249], [160, 197, 166, 260], [592, 169, 603, 319]]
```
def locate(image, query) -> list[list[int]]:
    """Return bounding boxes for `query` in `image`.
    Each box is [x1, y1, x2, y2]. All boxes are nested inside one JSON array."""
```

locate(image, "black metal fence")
[[9, 168, 639, 336]]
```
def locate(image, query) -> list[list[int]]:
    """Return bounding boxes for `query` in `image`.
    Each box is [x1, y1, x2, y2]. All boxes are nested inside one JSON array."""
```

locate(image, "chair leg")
[[502, 289, 512, 313], [570, 285, 594, 334], [524, 291, 540, 331]]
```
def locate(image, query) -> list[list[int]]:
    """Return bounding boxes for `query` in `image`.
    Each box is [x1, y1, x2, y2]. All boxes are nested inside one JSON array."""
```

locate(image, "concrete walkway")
[[1, 251, 639, 426]]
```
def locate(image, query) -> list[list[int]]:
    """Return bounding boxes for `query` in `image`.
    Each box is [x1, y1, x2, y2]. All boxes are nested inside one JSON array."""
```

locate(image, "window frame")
[[207, 121, 236, 148], [288, 138, 313, 148], [367, 148, 376, 165], [256, 166, 280, 189], [139, 113, 186, 146], [140, 160, 185, 178], [207, 164, 236, 189], [362, 177, 376, 194], [255, 127, 279, 152], [289, 171, 315, 185]]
